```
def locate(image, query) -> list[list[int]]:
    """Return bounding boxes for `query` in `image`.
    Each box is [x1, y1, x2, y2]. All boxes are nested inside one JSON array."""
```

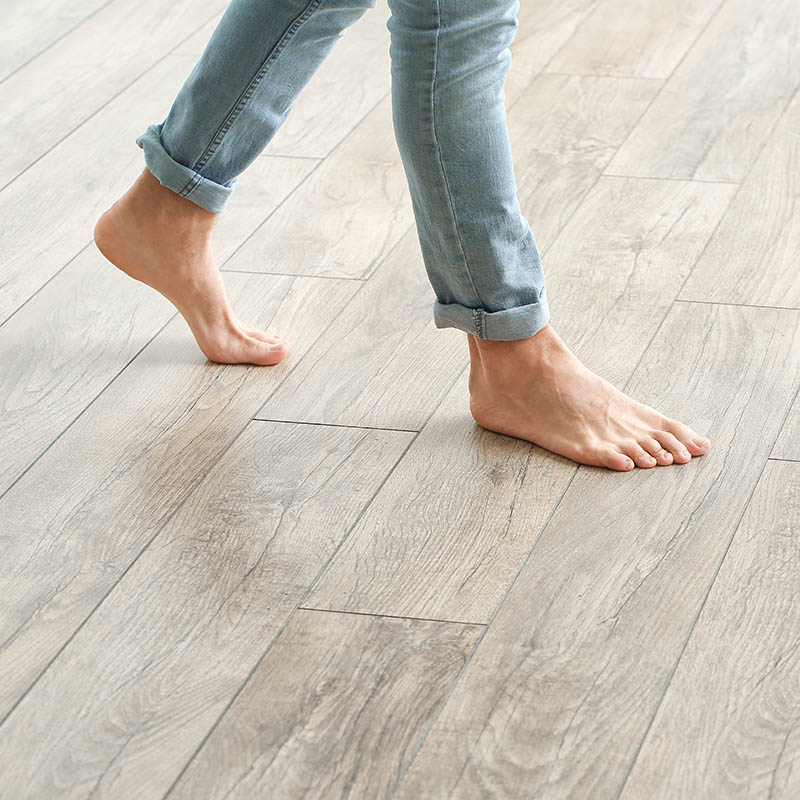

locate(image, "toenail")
[[693, 436, 709, 447]]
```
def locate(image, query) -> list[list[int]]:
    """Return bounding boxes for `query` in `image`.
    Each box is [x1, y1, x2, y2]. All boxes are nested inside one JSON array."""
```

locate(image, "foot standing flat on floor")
[[467, 324, 712, 471]]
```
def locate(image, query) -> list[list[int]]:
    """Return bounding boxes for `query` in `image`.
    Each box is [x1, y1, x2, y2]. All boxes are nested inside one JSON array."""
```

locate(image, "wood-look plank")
[[679, 89, 800, 308], [256, 229, 467, 430], [0, 0, 227, 187], [170, 611, 481, 800], [506, 0, 598, 103], [0, 422, 413, 799], [772, 392, 800, 461], [393, 301, 800, 799], [170, 13, 222, 56], [0, 272, 358, 722], [607, 0, 800, 182], [620, 459, 800, 799], [0, 248, 173, 495], [1, 0, 108, 82], [223, 94, 414, 280], [509, 74, 661, 251], [305, 367, 574, 623], [547, 0, 721, 79], [303, 177, 734, 617], [542, 176, 735, 386], [213, 155, 320, 264], [0, 52, 316, 326]]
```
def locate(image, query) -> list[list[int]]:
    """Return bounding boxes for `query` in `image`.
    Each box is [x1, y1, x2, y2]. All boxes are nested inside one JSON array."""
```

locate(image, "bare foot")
[[93, 167, 289, 365], [468, 323, 711, 471]]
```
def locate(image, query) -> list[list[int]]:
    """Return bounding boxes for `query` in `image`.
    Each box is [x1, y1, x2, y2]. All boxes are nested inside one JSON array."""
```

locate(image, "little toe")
[[620, 441, 657, 469], [600, 446, 636, 472], [653, 430, 692, 464]]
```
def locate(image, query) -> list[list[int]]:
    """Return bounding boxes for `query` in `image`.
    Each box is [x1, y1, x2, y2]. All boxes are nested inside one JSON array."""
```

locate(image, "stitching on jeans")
[[178, 0, 324, 197], [430, 0, 484, 311], [473, 309, 483, 337]]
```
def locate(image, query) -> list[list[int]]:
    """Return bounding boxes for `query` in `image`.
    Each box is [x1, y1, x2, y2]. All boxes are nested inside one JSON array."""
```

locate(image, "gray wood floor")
[[0, 0, 798, 797]]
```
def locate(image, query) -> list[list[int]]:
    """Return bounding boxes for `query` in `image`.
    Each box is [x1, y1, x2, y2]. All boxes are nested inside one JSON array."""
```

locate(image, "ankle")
[[468, 323, 565, 373], [129, 168, 217, 232]]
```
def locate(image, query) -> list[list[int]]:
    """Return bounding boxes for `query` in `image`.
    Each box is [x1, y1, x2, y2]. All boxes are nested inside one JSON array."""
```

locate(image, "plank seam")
[[0, 227, 414, 729], [297, 606, 487, 627], [160, 362, 468, 798]]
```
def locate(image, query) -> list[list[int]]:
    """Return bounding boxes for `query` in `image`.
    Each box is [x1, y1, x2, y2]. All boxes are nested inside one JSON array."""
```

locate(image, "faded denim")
[[136, 0, 550, 340]]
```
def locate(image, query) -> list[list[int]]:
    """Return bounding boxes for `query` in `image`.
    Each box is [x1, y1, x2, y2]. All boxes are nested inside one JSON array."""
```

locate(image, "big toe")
[[240, 336, 289, 366]]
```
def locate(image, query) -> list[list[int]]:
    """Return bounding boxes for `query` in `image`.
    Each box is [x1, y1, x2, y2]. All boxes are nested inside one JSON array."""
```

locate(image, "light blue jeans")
[[136, 0, 550, 340]]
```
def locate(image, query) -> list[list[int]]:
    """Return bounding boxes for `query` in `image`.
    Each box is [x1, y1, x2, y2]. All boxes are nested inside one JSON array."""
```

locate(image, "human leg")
[[94, 0, 376, 364], [387, 0, 711, 470]]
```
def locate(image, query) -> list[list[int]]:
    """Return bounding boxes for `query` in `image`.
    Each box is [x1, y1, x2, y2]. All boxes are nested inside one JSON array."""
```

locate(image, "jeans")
[[135, 0, 550, 340]]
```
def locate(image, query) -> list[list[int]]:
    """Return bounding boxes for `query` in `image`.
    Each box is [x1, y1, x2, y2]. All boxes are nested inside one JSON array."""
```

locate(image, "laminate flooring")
[[0, 1, 797, 797]]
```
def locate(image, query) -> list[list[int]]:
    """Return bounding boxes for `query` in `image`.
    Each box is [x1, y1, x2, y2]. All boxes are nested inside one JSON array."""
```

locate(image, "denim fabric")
[[136, 0, 550, 340]]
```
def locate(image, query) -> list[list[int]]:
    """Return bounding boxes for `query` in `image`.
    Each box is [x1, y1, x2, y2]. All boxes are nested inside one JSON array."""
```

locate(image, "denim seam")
[[473, 308, 484, 337], [178, 0, 324, 197], [430, 0, 484, 321]]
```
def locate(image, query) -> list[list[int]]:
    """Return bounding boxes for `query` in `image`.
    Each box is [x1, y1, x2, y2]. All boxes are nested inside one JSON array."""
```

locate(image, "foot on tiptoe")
[[94, 167, 289, 366], [468, 323, 711, 471]]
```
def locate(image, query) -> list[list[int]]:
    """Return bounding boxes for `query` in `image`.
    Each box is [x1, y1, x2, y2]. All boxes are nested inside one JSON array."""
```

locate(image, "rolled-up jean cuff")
[[135, 123, 237, 214], [433, 286, 551, 341]]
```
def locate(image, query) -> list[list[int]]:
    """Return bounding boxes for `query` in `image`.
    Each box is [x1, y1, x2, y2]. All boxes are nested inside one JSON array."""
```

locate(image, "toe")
[[640, 436, 673, 466], [653, 430, 692, 464], [619, 441, 657, 469], [662, 417, 711, 456], [206, 331, 289, 366], [244, 336, 289, 366], [600, 446, 636, 472], [240, 322, 286, 346]]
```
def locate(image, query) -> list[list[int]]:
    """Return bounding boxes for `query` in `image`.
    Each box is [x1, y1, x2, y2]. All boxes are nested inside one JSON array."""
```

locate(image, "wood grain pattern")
[[772, 393, 800, 461], [257, 228, 467, 430], [620, 459, 800, 799], [506, 0, 598, 103], [303, 176, 733, 619], [0, 0, 227, 187], [171, 610, 481, 800], [679, 89, 800, 308], [1, 0, 108, 82], [0, 52, 315, 325], [0, 272, 358, 722], [509, 74, 660, 251], [213, 155, 319, 264], [0, 422, 412, 799], [224, 94, 414, 280], [607, 0, 800, 181], [548, 0, 721, 79], [4, 2, 800, 795], [0, 247, 173, 495], [393, 301, 800, 799], [305, 367, 575, 623], [543, 175, 734, 386]]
